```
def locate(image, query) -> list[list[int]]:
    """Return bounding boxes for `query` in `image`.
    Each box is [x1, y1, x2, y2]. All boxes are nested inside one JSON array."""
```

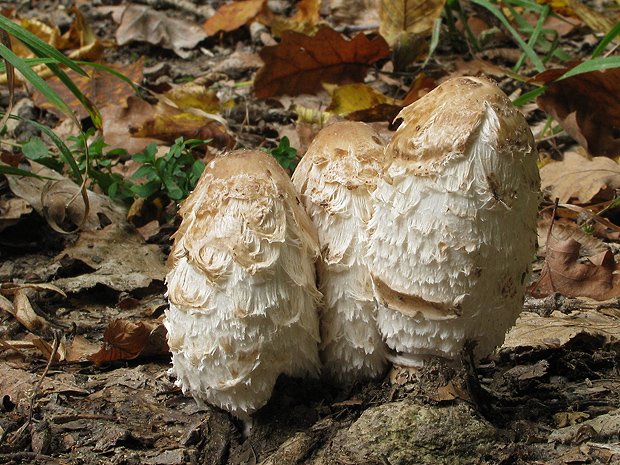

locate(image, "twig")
[[137, 0, 215, 18], [0, 452, 57, 464], [9, 330, 62, 447]]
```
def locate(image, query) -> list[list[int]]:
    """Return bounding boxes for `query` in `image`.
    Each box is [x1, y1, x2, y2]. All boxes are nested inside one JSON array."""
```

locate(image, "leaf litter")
[[2, 0, 620, 464]]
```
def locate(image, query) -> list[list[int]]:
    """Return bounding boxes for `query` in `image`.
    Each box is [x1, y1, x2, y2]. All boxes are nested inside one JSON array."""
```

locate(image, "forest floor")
[[2, 0, 620, 464]]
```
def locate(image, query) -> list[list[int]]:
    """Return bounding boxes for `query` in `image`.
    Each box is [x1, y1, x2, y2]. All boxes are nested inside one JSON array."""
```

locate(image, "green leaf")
[[133, 179, 160, 198], [132, 164, 156, 180], [22, 137, 48, 160]]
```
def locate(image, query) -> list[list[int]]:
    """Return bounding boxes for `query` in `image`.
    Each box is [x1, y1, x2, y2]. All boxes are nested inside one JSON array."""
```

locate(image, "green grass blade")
[[560, 56, 620, 79], [471, 0, 546, 71], [0, 42, 78, 123], [0, 14, 87, 76], [514, 4, 549, 72], [512, 85, 547, 106], [14, 116, 84, 183], [0, 164, 45, 178], [427, 18, 443, 59], [45, 60, 102, 128], [591, 20, 620, 58]]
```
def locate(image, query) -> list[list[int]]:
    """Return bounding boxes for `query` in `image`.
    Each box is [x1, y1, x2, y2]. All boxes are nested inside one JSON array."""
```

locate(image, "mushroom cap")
[[368, 76, 541, 364], [388, 76, 536, 176], [293, 122, 390, 385], [165, 150, 321, 417]]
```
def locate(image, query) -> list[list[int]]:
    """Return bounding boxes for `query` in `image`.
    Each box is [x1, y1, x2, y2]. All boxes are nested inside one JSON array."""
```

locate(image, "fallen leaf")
[[203, 0, 266, 36], [504, 310, 620, 349], [379, 0, 446, 43], [88, 319, 169, 364], [534, 64, 620, 158], [53, 223, 168, 293], [261, 0, 322, 37], [528, 234, 620, 300], [115, 4, 207, 58], [32, 58, 144, 121], [326, 83, 391, 114], [253, 26, 390, 98], [564, 0, 615, 34], [163, 82, 231, 114], [6, 162, 128, 231], [129, 105, 235, 150], [540, 151, 620, 204], [326, 0, 381, 28], [100, 99, 159, 156]]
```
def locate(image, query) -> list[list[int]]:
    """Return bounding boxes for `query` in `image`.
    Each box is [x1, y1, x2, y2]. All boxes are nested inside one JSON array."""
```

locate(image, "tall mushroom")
[[293, 121, 389, 385], [368, 76, 540, 368], [164, 150, 321, 428]]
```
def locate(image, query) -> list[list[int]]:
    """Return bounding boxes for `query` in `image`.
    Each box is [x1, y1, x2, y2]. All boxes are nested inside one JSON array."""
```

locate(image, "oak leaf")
[[540, 151, 620, 204], [534, 63, 620, 158], [253, 26, 390, 98], [528, 235, 620, 301], [88, 319, 169, 365]]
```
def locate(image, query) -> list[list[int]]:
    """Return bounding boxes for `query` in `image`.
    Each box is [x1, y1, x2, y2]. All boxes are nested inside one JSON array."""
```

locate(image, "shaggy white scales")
[[368, 76, 541, 367], [164, 150, 321, 427], [293, 122, 389, 385]]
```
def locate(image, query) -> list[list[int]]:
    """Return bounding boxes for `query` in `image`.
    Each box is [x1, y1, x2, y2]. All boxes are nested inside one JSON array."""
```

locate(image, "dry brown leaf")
[[504, 310, 620, 349], [88, 319, 169, 365], [380, 0, 446, 43], [326, 0, 381, 28], [0, 283, 66, 337], [528, 235, 620, 301], [261, 0, 322, 37], [129, 104, 235, 150], [564, 0, 615, 34], [32, 58, 144, 121], [6, 161, 127, 231], [540, 151, 620, 204], [116, 4, 207, 58], [53, 222, 168, 293], [100, 99, 160, 156], [534, 64, 620, 158], [253, 26, 390, 98], [203, 0, 266, 36]]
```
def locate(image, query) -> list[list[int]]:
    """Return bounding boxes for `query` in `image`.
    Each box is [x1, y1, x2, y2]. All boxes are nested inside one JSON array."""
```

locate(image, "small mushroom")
[[368, 76, 541, 368], [164, 150, 321, 428], [293, 121, 389, 385]]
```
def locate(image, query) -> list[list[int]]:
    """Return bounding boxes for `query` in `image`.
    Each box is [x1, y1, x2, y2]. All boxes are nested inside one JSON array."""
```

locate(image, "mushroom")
[[164, 150, 321, 428], [368, 76, 540, 369], [293, 121, 389, 385]]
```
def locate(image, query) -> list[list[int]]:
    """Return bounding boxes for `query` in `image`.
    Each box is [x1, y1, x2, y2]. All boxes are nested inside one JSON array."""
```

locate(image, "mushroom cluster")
[[164, 76, 540, 422]]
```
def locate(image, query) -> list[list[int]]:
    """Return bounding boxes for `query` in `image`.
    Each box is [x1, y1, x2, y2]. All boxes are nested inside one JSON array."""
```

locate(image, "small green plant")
[[264, 136, 297, 172], [131, 138, 207, 202]]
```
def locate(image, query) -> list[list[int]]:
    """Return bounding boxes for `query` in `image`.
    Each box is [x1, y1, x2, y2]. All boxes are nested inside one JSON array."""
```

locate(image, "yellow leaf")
[[294, 105, 333, 125], [564, 0, 615, 34], [164, 82, 225, 114], [326, 83, 390, 115]]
